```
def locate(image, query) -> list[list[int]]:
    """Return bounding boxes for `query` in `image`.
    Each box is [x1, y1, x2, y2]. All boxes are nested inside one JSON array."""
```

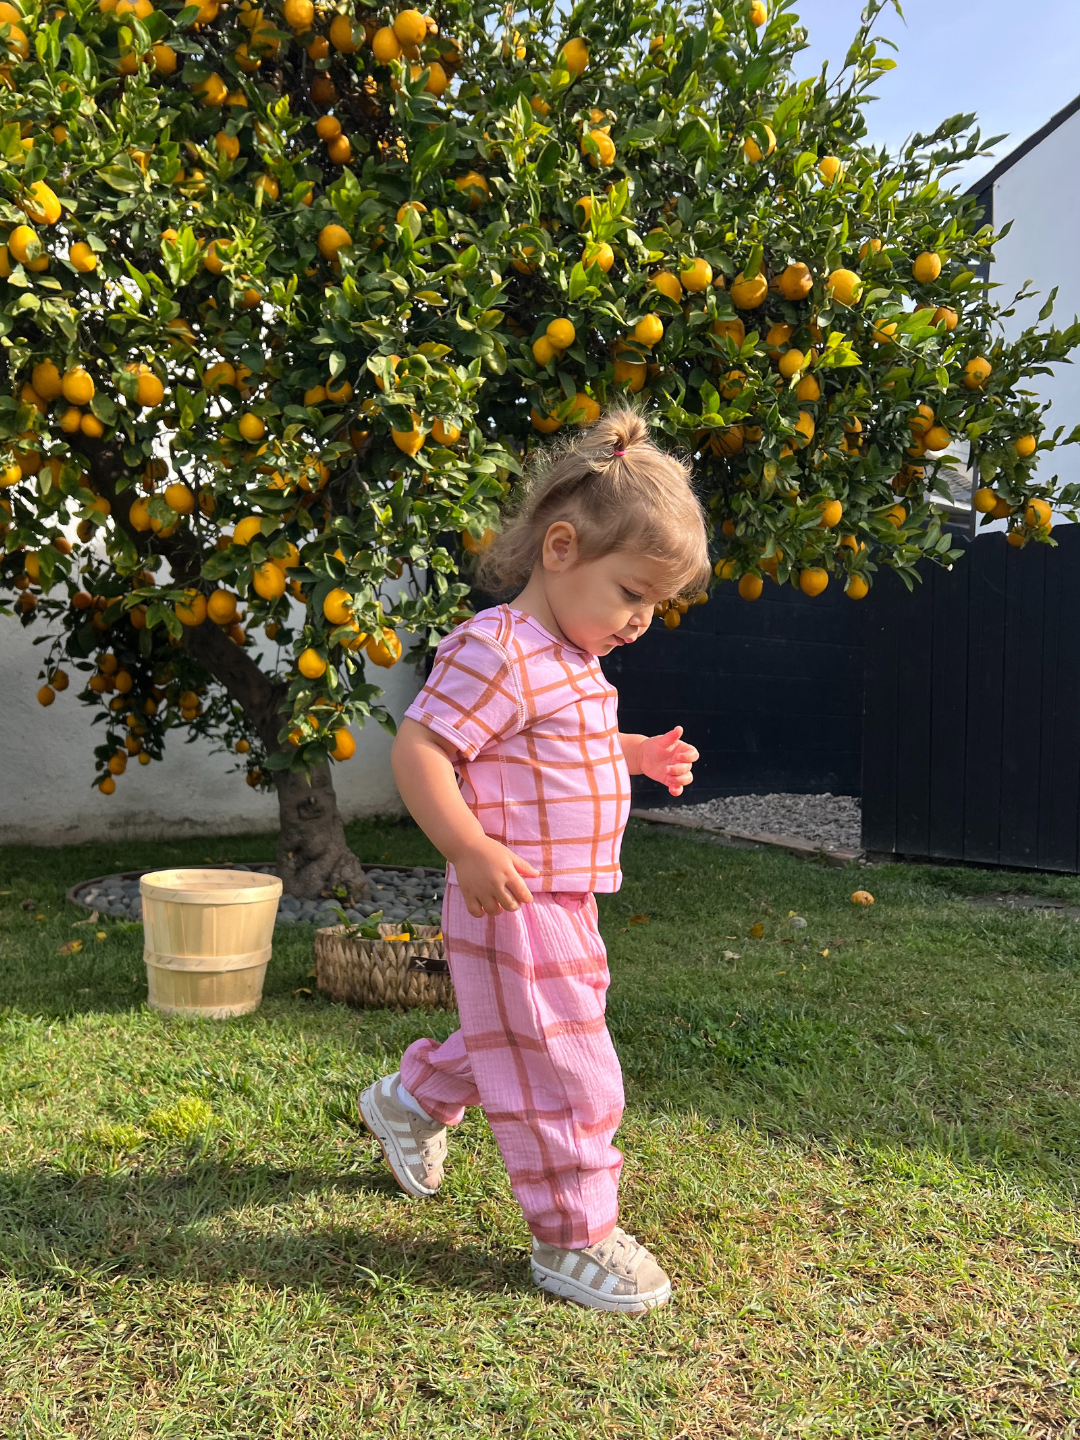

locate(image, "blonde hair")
[[475, 405, 711, 599]]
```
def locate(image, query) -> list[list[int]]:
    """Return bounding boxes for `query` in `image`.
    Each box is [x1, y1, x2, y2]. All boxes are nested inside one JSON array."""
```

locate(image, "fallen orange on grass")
[[851, 890, 874, 905]]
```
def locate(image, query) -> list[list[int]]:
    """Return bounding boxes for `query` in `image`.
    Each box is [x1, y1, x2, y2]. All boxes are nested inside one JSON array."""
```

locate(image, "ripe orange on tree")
[[818, 154, 842, 184], [298, 647, 327, 679], [730, 271, 767, 309], [253, 562, 287, 600], [366, 627, 403, 668], [583, 240, 614, 273], [461, 528, 496, 554], [912, 251, 942, 283], [651, 271, 682, 303], [799, 567, 828, 597], [1025, 497, 1051, 528], [826, 268, 863, 306], [546, 317, 575, 350], [963, 356, 992, 389], [330, 727, 356, 761], [778, 262, 813, 300], [743, 125, 775, 163], [680, 257, 713, 292]]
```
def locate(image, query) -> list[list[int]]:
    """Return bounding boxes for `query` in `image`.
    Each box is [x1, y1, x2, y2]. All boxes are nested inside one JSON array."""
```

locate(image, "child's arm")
[[620, 726, 699, 797], [391, 717, 539, 918]]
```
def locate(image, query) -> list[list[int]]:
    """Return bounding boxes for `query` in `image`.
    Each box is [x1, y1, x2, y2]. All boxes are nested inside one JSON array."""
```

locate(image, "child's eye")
[[622, 588, 643, 603]]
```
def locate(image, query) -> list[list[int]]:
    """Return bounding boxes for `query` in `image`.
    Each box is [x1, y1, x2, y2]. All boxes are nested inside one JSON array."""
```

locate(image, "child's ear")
[[542, 520, 579, 571]]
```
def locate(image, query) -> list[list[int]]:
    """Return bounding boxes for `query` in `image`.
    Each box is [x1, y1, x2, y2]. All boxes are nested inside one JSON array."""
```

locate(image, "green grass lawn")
[[2, 817, 1080, 1437]]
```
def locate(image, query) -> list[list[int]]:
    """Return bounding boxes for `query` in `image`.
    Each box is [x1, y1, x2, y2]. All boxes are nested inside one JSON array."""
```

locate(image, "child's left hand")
[[639, 726, 698, 796]]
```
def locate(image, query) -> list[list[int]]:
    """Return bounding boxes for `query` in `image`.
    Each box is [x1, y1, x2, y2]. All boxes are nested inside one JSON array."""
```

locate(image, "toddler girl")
[[360, 406, 710, 1313]]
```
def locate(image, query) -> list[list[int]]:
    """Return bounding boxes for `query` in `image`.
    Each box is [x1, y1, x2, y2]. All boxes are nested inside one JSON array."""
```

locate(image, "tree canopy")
[[1, 0, 1076, 888]]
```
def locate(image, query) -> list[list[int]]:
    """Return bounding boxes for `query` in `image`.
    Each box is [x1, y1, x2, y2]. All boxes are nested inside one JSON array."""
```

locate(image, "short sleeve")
[[404, 628, 525, 760]]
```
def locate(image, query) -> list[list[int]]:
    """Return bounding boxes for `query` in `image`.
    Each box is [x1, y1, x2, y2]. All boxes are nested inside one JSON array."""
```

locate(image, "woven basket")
[[314, 923, 456, 1011]]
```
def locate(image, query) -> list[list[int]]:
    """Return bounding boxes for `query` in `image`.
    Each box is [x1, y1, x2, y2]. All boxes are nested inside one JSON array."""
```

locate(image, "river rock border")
[[68, 862, 448, 928]]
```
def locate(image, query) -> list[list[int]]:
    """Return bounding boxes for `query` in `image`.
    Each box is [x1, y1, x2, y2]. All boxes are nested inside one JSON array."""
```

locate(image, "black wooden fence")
[[602, 571, 866, 800], [862, 526, 1080, 871]]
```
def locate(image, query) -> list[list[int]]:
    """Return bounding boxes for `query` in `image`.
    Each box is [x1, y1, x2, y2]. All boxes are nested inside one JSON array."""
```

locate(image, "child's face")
[[540, 525, 676, 656]]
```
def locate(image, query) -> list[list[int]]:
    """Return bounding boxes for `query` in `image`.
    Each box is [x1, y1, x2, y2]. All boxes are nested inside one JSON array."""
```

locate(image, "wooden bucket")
[[315, 923, 455, 1011], [140, 868, 283, 1019]]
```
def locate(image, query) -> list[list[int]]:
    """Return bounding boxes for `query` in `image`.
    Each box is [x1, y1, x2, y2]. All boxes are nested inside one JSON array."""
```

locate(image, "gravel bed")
[[74, 867, 447, 928], [648, 792, 862, 851]]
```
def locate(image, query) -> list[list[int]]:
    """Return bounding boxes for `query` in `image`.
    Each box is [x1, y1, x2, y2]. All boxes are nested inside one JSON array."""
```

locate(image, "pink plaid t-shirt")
[[404, 605, 631, 892]]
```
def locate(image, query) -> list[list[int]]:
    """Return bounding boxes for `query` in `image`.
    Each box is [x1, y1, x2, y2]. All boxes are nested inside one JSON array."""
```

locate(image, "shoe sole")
[[531, 1263, 671, 1314], [357, 1084, 440, 1200]]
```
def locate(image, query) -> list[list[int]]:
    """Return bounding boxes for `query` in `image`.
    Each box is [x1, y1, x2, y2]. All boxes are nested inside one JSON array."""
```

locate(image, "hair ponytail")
[[474, 403, 710, 599]]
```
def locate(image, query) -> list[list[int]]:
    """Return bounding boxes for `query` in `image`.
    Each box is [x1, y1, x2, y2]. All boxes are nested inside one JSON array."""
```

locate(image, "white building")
[[970, 93, 1080, 497], [0, 618, 416, 847]]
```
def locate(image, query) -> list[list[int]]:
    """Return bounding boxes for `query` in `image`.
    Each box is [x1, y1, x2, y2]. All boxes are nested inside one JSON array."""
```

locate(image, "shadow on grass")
[[0, 1159, 521, 1296]]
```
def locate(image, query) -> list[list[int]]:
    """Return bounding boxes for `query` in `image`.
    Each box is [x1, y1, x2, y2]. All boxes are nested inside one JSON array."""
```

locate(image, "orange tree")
[[1, 0, 1077, 895]]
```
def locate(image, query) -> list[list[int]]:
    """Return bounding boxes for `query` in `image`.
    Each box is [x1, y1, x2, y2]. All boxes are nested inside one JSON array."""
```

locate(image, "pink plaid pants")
[[399, 884, 625, 1249]]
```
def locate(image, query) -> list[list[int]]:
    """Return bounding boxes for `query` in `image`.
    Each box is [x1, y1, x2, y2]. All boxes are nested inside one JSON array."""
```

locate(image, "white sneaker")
[[358, 1072, 447, 1198], [531, 1227, 671, 1313]]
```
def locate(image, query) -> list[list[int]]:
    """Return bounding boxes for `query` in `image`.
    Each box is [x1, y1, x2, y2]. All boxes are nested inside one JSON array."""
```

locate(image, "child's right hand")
[[451, 836, 538, 918]]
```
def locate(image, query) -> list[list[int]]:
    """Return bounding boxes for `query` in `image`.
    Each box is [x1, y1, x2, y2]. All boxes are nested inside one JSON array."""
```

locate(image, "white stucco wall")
[[0, 616, 418, 847], [990, 106, 1080, 494]]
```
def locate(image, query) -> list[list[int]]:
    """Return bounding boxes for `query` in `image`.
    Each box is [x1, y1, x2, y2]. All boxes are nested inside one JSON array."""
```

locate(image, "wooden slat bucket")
[[140, 868, 283, 1019]]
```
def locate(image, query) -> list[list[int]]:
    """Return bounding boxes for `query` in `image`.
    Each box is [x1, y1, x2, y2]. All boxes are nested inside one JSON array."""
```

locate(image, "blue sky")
[[789, 0, 1080, 191]]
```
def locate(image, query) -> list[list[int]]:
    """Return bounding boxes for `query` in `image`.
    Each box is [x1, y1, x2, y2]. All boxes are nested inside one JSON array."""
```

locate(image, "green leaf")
[[410, 123, 448, 185], [66, 32, 91, 82], [0, 124, 21, 162], [329, 166, 363, 228], [1039, 286, 1059, 322], [123, 259, 151, 302], [98, 163, 142, 195], [89, 392, 117, 424], [568, 262, 588, 301], [536, 141, 561, 185]]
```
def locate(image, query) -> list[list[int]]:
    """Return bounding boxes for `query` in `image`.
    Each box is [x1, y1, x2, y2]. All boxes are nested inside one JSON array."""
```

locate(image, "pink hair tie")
[[612, 448, 626, 456]]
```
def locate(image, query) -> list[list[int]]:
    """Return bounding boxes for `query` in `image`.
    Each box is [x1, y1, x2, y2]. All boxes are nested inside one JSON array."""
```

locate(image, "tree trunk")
[[275, 764, 372, 900], [177, 618, 372, 903], [74, 435, 371, 903]]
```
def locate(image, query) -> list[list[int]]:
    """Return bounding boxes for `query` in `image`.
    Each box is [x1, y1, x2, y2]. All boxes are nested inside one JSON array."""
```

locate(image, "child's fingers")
[[671, 743, 699, 763], [505, 872, 534, 906], [657, 725, 683, 754], [464, 876, 533, 918], [509, 851, 540, 877]]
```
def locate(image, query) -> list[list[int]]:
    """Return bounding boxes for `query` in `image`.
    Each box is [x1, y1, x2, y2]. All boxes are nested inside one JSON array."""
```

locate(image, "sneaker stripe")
[[577, 1261, 601, 1288], [598, 1272, 624, 1295]]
